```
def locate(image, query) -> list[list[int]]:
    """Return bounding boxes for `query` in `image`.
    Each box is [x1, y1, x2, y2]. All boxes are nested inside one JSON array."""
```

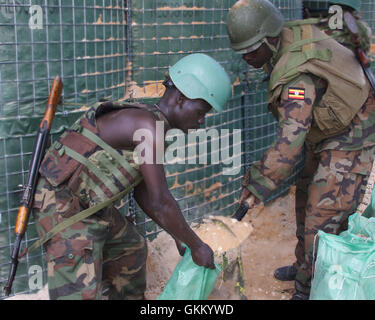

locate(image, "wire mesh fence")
[[0, 0, 342, 298], [362, 1, 375, 41]]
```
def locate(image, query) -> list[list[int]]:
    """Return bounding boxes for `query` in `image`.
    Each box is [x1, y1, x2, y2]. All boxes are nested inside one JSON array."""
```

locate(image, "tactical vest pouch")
[[39, 123, 98, 188], [310, 103, 349, 144]]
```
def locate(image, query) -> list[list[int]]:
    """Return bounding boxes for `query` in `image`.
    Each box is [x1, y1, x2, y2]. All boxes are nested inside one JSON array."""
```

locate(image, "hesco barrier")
[[6, 0, 370, 298]]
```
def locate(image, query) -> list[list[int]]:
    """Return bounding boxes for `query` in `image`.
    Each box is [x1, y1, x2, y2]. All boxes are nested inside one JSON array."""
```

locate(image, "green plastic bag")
[[310, 213, 375, 300], [158, 244, 221, 300]]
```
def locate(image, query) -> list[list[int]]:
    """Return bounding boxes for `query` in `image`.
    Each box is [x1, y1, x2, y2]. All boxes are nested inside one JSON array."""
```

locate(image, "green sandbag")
[[158, 244, 221, 300], [310, 213, 375, 300]]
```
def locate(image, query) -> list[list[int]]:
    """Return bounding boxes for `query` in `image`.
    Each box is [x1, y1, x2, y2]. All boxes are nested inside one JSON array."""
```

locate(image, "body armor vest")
[[39, 101, 169, 207], [268, 21, 370, 144]]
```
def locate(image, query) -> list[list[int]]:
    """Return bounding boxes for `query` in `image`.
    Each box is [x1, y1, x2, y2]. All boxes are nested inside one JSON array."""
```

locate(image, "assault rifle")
[[3, 76, 63, 296], [344, 11, 375, 92]]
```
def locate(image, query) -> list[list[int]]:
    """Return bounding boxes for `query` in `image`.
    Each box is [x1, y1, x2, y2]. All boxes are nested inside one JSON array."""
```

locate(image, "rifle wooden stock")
[[14, 206, 30, 235], [4, 76, 63, 296], [41, 77, 63, 130], [357, 48, 371, 68]]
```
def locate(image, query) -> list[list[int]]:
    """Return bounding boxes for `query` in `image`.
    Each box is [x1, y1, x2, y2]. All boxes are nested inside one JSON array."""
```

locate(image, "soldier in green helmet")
[[31, 53, 232, 300], [303, 0, 372, 54], [227, 0, 375, 300]]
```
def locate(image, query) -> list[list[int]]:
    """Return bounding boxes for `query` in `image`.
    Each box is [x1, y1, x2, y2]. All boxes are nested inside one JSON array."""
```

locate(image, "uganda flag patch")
[[288, 87, 305, 100]]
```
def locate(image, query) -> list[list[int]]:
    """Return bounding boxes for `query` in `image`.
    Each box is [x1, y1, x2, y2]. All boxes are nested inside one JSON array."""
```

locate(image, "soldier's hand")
[[191, 242, 215, 269], [240, 188, 259, 209]]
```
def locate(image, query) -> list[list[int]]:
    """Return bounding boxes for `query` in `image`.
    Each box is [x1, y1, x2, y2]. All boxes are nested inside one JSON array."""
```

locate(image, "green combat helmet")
[[226, 0, 285, 54], [169, 53, 232, 113], [329, 0, 361, 12]]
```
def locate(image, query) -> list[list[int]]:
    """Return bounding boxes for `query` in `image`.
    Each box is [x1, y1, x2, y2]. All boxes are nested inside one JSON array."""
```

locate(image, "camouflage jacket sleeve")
[[243, 74, 316, 202]]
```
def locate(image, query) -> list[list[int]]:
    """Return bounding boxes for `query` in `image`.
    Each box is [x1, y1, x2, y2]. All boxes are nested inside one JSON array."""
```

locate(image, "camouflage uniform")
[[33, 177, 147, 300], [243, 72, 375, 294], [317, 12, 372, 54], [32, 102, 167, 300]]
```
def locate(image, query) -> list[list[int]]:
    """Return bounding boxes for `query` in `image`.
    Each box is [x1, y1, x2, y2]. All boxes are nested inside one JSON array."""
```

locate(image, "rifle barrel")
[[3, 235, 22, 296]]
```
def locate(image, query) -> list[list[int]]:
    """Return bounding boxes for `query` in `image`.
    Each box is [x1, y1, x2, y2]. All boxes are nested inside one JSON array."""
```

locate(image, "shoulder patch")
[[288, 87, 305, 100]]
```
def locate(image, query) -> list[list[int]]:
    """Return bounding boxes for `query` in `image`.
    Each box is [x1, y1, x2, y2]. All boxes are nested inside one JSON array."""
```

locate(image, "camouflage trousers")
[[293, 145, 375, 295], [32, 177, 147, 300]]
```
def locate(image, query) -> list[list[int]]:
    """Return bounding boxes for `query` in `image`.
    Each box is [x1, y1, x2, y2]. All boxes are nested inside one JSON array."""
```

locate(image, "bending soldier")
[[31, 53, 231, 300], [227, 0, 375, 300]]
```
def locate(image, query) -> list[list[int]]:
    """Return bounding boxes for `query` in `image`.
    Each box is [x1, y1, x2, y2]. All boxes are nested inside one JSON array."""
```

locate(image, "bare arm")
[[97, 108, 215, 268], [134, 161, 215, 269]]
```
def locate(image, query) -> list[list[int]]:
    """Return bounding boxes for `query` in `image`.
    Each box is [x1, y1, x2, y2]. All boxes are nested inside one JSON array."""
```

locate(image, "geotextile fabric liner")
[[0, 1, 304, 297], [310, 213, 375, 300]]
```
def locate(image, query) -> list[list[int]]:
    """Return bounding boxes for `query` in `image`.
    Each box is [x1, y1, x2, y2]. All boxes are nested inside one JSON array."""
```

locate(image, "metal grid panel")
[[359, 1, 375, 76], [362, 1, 375, 44], [0, 0, 128, 118]]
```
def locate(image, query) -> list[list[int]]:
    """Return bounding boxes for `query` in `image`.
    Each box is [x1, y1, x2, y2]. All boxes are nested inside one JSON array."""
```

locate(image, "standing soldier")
[[31, 53, 232, 300], [226, 0, 375, 299], [304, 0, 372, 54]]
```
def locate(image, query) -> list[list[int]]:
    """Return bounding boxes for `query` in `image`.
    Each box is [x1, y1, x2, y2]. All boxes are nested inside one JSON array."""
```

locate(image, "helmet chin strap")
[[264, 36, 281, 54], [261, 36, 281, 69]]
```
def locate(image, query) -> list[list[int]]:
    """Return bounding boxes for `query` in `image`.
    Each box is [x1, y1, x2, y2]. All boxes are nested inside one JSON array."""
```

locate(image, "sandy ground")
[[234, 188, 297, 300], [144, 186, 298, 301], [201, 187, 297, 301]]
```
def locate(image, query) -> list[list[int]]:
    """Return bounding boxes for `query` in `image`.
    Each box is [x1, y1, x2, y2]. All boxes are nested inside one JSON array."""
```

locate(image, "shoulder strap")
[[96, 101, 171, 130], [275, 34, 331, 62], [20, 175, 143, 258], [284, 18, 321, 28], [270, 24, 332, 90], [80, 127, 139, 179]]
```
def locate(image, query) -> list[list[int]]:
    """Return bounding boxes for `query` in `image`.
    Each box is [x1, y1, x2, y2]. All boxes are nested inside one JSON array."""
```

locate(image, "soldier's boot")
[[273, 265, 297, 281], [290, 281, 310, 300], [290, 291, 310, 300]]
